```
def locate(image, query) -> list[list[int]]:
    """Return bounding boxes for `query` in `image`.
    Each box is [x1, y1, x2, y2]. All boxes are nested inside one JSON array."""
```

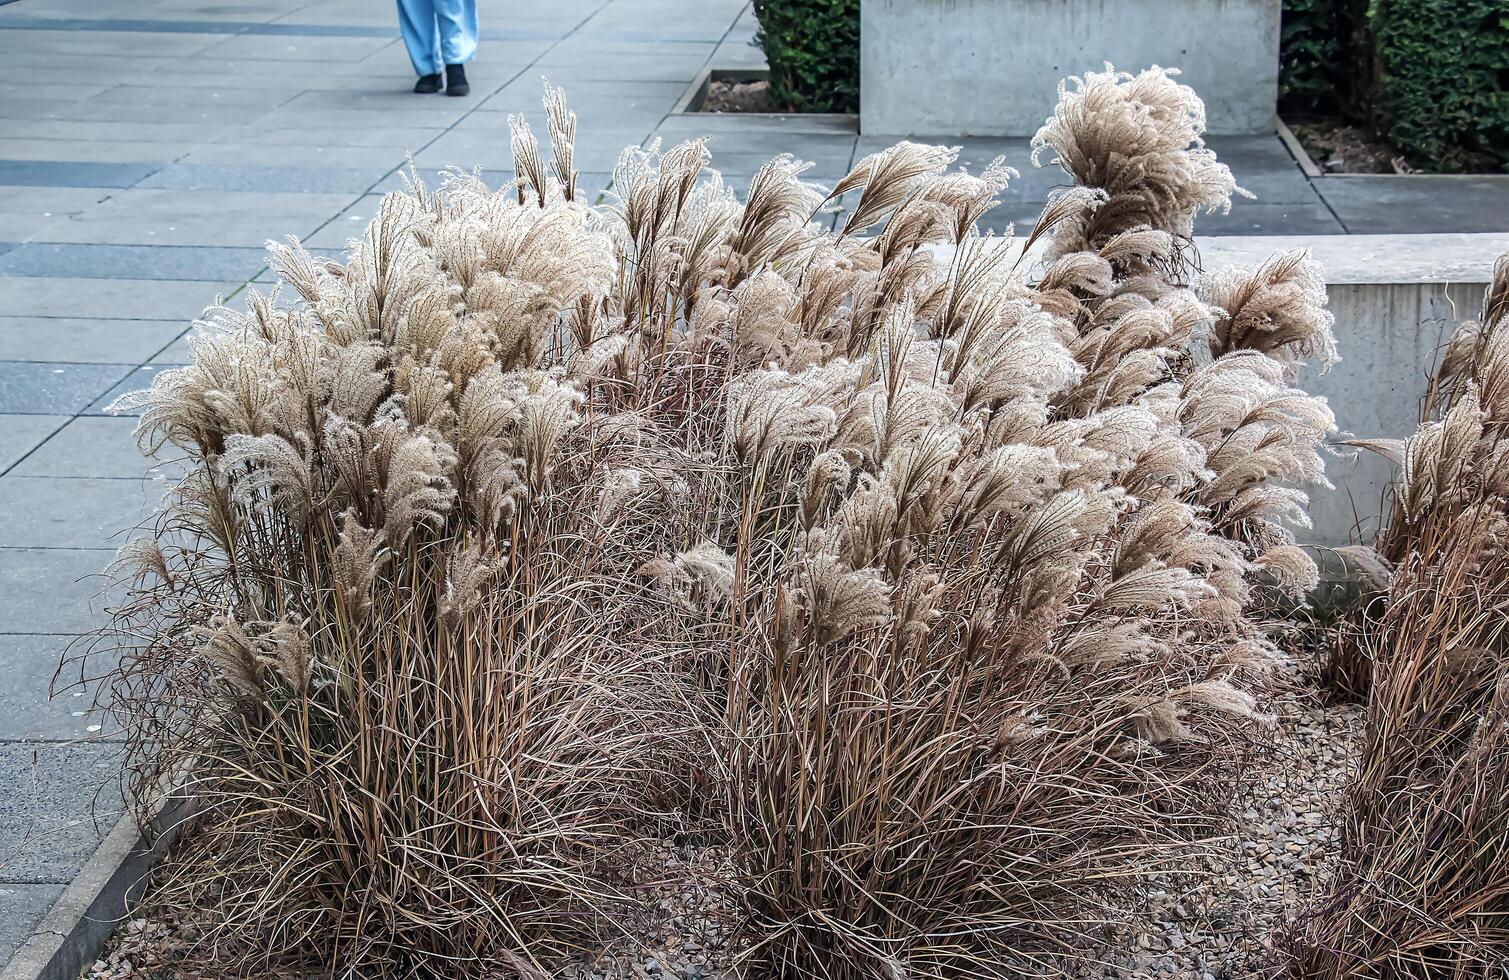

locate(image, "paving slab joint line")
[[0, 785, 194, 980]]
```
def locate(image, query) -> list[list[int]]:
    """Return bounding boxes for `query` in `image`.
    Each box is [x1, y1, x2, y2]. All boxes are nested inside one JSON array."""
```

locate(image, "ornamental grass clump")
[[96, 68, 1338, 978], [713, 66, 1336, 977], [101, 89, 713, 977], [1289, 257, 1509, 979]]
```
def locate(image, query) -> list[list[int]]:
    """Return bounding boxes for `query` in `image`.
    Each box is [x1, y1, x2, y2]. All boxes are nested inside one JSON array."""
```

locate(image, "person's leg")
[[396, 0, 443, 83], [436, 0, 477, 95], [435, 0, 477, 67]]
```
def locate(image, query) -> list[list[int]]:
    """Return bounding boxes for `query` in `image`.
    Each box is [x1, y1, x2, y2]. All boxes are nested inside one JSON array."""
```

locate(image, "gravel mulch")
[[695, 80, 773, 114], [1291, 119, 1409, 174], [1082, 668, 1364, 979], [566, 841, 743, 980]]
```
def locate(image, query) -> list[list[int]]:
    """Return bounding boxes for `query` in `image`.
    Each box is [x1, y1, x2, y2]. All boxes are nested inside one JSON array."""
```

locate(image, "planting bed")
[[61, 63, 1509, 980], [85, 648, 1364, 980], [699, 79, 775, 115]]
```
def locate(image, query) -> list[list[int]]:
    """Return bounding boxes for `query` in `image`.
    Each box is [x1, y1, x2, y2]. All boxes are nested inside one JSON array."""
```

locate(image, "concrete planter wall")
[[1199, 234, 1506, 549], [948, 233, 1509, 549], [860, 0, 1282, 136]]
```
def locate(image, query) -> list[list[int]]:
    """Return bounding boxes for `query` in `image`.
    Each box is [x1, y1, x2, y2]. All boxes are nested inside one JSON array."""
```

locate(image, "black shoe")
[[445, 63, 470, 97], [414, 73, 442, 94]]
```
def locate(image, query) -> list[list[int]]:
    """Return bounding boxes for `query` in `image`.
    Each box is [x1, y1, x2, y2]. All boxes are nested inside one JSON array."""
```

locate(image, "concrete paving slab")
[[0, 476, 165, 550], [0, 363, 135, 416], [0, 99, 105, 123], [31, 188, 355, 247], [0, 186, 113, 216], [484, 98, 669, 133], [83, 83, 288, 108], [214, 124, 446, 150], [0, 548, 113, 635], [1231, 170, 1327, 206], [9, 417, 174, 481], [147, 334, 195, 365], [414, 130, 639, 173], [191, 32, 396, 62], [0, 741, 124, 885], [1197, 202, 1346, 236], [301, 196, 385, 249], [0, 217, 64, 245], [0, 416, 67, 473], [15, 0, 307, 20], [0, 162, 157, 190], [254, 102, 475, 131], [480, 77, 687, 111], [0, 29, 222, 59], [0, 318, 186, 365], [143, 64, 401, 90], [2, 119, 238, 145], [50, 99, 276, 127], [133, 162, 385, 195], [0, 244, 266, 282], [0, 141, 198, 165], [0, 278, 240, 321], [0, 635, 113, 743], [0, 885, 64, 960], [0, 53, 177, 77], [661, 113, 859, 138], [370, 167, 513, 193], [540, 34, 715, 61], [542, 61, 721, 84], [1315, 175, 1509, 234], [169, 142, 400, 171], [0, 82, 113, 105]]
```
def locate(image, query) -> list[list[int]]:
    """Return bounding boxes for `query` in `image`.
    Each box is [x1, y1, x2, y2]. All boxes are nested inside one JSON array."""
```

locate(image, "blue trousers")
[[397, 0, 478, 77]]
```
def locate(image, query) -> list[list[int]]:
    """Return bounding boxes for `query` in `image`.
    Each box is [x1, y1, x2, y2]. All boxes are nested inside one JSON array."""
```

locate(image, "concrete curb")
[[1275, 118, 1323, 178], [0, 791, 191, 980]]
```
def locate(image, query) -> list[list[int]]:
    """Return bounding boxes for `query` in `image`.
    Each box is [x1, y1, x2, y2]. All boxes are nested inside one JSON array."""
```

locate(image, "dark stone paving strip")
[[136, 162, 391, 194], [0, 160, 160, 189]]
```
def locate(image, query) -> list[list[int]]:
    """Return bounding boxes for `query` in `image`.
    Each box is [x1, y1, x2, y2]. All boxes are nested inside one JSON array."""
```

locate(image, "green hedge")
[[1278, 0, 1365, 116], [752, 0, 860, 113], [1280, 0, 1508, 172], [1370, 0, 1509, 171]]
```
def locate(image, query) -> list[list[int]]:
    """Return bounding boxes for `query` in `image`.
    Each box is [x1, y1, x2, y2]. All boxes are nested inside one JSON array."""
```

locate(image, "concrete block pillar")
[[860, 0, 1282, 136]]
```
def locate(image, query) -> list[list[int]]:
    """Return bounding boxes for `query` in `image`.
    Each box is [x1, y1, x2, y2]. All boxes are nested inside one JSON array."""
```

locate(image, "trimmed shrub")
[[752, 0, 859, 113], [1279, 0, 1370, 117], [1369, 0, 1509, 171], [1280, 0, 1347, 115]]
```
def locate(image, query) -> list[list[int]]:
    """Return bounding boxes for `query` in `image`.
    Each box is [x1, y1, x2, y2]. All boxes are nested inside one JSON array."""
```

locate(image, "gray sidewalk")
[[0, 0, 756, 961], [1, 0, 1507, 967]]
